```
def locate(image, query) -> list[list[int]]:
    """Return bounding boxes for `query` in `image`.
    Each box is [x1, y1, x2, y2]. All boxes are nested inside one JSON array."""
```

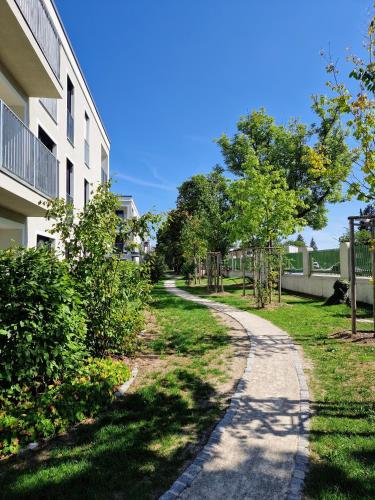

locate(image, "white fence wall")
[[228, 242, 374, 305]]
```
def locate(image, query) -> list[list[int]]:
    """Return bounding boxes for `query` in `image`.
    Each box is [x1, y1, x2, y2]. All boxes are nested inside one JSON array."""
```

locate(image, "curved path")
[[160, 280, 310, 500]]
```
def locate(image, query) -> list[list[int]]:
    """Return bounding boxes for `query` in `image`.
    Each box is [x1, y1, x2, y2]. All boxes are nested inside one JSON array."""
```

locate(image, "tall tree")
[[176, 166, 232, 256], [217, 106, 352, 229]]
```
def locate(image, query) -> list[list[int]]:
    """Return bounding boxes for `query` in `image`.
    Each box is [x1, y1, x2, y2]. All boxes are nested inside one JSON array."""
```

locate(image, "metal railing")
[[84, 139, 90, 167], [355, 244, 372, 277], [310, 248, 340, 274], [67, 110, 74, 144], [284, 252, 303, 273], [15, 0, 60, 79], [0, 100, 58, 198]]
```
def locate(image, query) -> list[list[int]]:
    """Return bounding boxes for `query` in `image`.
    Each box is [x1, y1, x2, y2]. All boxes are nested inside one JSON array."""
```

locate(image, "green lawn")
[[0, 284, 234, 500], [176, 277, 375, 500]]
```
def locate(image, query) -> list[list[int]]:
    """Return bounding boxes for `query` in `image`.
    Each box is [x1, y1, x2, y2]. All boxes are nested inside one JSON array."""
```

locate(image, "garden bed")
[[0, 284, 248, 499]]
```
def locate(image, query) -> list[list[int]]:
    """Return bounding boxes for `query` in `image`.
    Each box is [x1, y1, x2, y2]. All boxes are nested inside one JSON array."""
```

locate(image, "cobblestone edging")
[[160, 281, 310, 500]]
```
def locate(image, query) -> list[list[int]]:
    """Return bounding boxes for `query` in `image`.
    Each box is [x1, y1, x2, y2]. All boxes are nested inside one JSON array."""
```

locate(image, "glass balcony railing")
[[0, 100, 59, 199]]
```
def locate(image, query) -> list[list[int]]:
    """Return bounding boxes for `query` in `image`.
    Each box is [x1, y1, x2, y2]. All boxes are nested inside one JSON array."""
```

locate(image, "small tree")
[[180, 214, 207, 284], [46, 183, 156, 356], [228, 164, 305, 306]]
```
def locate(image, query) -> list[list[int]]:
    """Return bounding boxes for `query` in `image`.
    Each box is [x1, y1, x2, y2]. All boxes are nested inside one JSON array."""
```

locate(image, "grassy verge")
[[176, 277, 375, 500], [0, 283, 235, 500]]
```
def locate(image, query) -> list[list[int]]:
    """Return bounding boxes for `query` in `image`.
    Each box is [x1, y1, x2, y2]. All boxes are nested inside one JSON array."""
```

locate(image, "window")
[[84, 112, 90, 166], [38, 126, 56, 154], [101, 145, 108, 184], [84, 179, 90, 207], [66, 159, 74, 204], [36, 234, 54, 248], [115, 210, 125, 219], [67, 76, 74, 144]]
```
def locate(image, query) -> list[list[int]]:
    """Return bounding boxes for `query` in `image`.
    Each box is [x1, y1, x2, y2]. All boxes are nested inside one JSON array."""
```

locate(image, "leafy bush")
[[46, 184, 156, 356], [0, 357, 131, 456], [0, 246, 86, 395], [143, 252, 166, 283]]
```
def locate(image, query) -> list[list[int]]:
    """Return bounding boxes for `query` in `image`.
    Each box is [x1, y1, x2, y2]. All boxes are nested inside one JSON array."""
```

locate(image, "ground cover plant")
[[177, 277, 375, 499], [0, 284, 242, 500]]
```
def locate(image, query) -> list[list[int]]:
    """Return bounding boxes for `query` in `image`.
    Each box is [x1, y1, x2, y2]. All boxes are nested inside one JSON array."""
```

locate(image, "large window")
[[67, 76, 74, 144], [38, 126, 56, 154], [66, 159, 74, 204]]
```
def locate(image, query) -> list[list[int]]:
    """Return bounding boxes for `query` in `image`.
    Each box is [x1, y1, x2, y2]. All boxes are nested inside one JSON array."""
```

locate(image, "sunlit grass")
[[0, 284, 232, 500], [177, 277, 375, 500]]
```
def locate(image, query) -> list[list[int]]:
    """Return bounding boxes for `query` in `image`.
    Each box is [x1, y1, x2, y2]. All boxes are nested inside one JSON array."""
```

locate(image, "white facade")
[[116, 195, 146, 263], [0, 0, 110, 249]]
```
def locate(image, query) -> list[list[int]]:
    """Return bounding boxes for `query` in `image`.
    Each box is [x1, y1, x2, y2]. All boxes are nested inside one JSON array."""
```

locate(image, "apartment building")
[[116, 195, 148, 263], [0, 0, 110, 249]]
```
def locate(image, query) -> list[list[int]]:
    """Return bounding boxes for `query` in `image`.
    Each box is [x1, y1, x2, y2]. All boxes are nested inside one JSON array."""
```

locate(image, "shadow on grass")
[[0, 370, 222, 500]]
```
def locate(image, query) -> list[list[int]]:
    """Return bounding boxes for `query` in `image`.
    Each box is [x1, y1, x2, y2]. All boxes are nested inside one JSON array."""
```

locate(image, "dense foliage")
[[46, 183, 154, 356], [0, 246, 86, 395], [0, 357, 130, 456]]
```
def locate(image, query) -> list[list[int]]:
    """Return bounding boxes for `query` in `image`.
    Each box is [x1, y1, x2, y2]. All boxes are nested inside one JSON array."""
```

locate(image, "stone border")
[[160, 281, 310, 500], [16, 366, 138, 457], [114, 367, 138, 398]]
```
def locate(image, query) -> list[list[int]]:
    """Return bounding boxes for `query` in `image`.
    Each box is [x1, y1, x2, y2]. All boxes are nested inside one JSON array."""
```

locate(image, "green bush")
[[0, 246, 86, 395], [143, 252, 167, 283], [0, 357, 131, 456]]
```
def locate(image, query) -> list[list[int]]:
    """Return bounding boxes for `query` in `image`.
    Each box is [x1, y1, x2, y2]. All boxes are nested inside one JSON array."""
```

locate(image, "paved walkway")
[[161, 280, 310, 500]]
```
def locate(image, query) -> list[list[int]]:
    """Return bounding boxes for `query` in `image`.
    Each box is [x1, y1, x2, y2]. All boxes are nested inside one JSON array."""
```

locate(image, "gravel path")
[[160, 280, 310, 500]]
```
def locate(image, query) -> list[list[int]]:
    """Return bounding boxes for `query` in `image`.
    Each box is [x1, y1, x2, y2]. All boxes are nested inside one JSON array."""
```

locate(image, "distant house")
[[116, 195, 149, 263]]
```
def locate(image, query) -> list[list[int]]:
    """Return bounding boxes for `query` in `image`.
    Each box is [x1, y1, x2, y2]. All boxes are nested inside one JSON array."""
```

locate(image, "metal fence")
[[0, 101, 58, 198], [355, 244, 372, 277], [15, 0, 61, 79], [310, 248, 340, 274], [284, 252, 303, 273]]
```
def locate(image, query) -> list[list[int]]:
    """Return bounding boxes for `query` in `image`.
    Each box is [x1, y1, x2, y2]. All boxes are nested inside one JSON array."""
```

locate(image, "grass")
[[176, 277, 375, 500], [0, 284, 233, 500]]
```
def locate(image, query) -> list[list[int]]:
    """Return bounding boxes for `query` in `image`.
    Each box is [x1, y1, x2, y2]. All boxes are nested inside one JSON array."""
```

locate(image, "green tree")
[[176, 166, 232, 256], [180, 214, 208, 283], [217, 106, 352, 229], [323, 13, 374, 201], [46, 183, 155, 356]]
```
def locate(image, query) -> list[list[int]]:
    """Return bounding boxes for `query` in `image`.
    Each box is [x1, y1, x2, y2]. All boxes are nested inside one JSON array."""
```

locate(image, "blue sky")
[[56, 0, 372, 249]]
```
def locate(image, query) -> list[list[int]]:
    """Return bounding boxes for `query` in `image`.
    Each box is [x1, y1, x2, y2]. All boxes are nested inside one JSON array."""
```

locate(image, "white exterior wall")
[[0, 0, 110, 249]]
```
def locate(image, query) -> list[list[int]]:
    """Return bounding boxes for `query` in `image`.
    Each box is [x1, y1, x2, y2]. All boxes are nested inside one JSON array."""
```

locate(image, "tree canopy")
[[217, 106, 353, 230]]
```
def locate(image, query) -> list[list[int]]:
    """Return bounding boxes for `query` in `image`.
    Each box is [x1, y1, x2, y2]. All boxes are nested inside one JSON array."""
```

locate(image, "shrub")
[[0, 246, 86, 395], [143, 252, 167, 283], [0, 357, 131, 456], [46, 184, 156, 357]]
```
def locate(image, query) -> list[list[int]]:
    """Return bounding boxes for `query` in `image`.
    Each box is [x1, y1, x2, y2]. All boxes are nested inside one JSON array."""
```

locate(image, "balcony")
[[0, 0, 62, 98], [0, 100, 59, 202], [15, 0, 60, 79]]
